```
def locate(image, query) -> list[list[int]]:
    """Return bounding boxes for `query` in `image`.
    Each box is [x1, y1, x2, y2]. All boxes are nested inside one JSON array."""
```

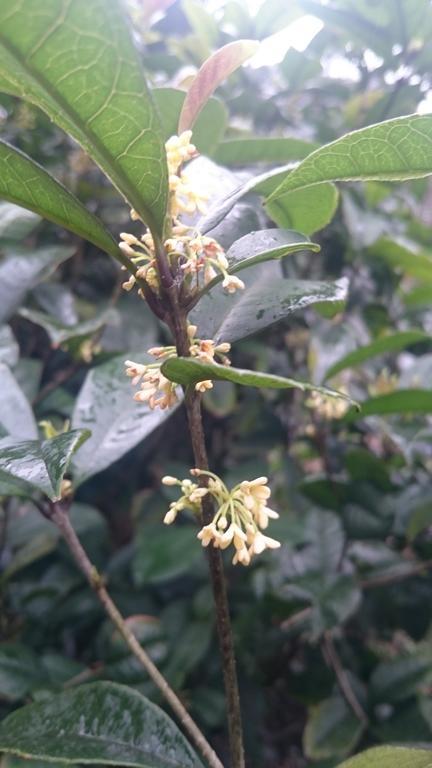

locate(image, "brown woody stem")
[[47, 500, 223, 768]]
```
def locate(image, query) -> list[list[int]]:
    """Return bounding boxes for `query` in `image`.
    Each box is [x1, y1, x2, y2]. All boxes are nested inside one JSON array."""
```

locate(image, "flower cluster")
[[306, 389, 351, 420], [125, 325, 231, 408], [118, 130, 245, 300], [162, 470, 281, 566]]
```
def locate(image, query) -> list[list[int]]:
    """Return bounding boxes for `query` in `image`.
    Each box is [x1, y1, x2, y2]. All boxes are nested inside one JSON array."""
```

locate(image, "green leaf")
[[324, 330, 430, 380], [19, 306, 115, 347], [0, 645, 45, 702], [265, 183, 339, 236], [0, 141, 121, 259], [152, 87, 227, 156], [212, 137, 319, 166], [346, 389, 432, 419], [178, 40, 259, 132], [198, 228, 321, 296], [0, 363, 38, 440], [0, 429, 90, 500], [368, 237, 432, 281], [304, 696, 364, 760], [336, 746, 432, 768], [369, 655, 431, 703], [191, 263, 348, 343], [161, 357, 357, 406], [0, 0, 168, 235], [0, 201, 40, 241], [0, 245, 74, 324], [268, 115, 432, 202], [0, 681, 204, 767], [134, 524, 202, 586], [71, 354, 176, 485]]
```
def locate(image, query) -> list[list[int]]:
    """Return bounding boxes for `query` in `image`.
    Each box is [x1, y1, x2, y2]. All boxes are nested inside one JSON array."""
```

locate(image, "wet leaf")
[[0, 430, 90, 500], [0, 245, 74, 324], [19, 307, 115, 347], [71, 354, 176, 485], [268, 115, 432, 202], [0, 681, 204, 767], [0, 141, 120, 259], [0, 0, 168, 234], [161, 357, 357, 406], [0, 364, 38, 440], [191, 262, 348, 343], [178, 40, 258, 132], [199, 228, 320, 296]]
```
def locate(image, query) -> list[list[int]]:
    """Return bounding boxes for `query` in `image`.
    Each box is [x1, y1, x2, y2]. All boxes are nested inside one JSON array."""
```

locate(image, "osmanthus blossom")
[[162, 470, 281, 566], [125, 324, 231, 409], [118, 130, 245, 298]]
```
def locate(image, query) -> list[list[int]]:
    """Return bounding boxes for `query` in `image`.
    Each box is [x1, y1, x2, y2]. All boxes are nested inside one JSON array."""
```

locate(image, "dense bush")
[[1, 1, 432, 767]]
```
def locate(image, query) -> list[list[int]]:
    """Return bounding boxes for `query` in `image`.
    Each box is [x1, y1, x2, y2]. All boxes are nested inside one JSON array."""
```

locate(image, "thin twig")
[[322, 631, 368, 725], [47, 500, 223, 768]]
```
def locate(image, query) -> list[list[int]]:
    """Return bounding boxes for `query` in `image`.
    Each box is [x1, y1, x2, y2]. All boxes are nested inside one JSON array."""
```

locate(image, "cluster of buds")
[[306, 388, 351, 421], [125, 325, 231, 408], [162, 470, 281, 566], [118, 130, 245, 300]]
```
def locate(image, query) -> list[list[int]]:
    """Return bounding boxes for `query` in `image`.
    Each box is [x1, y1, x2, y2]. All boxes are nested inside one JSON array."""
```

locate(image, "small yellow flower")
[[222, 274, 245, 294]]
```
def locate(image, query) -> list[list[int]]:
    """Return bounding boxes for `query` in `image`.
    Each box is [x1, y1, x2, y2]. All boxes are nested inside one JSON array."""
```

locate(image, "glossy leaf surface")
[[161, 357, 357, 405], [0, 430, 90, 500], [0, 246, 74, 324], [268, 115, 432, 201], [0, 681, 203, 767], [199, 228, 320, 295], [0, 0, 168, 234], [71, 354, 176, 484], [191, 264, 348, 343], [0, 364, 38, 440], [0, 141, 120, 259]]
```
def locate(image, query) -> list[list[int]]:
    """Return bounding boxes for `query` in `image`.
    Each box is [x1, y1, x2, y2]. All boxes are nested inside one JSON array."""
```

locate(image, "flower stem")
[[46, 500, 223, 768], [183, 385, 245, 768]]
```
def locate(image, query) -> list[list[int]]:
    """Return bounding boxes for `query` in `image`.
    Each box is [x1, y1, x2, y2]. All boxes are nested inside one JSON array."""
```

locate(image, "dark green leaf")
[[0, 141, 120, 259], [268, 115, 432, 202], [133, 524, 202, 586], [0, 0, 168, 235], [369, 655, 431, 703], [0, 681, 204, 767], [198, 228, 320, 296], [304, 696, 364, 760], [191, 262, 348, 343], [71, 354, 176, 484], [161, 357, 357, 406], [324, 330, 430, 380], [0, 645, 45, 702], [336, 747, 432, 768], [0, 429, 90, 500]]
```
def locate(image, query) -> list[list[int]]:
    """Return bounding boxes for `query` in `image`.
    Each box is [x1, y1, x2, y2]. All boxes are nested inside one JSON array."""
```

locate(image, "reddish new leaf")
[[178, 40, 259, 133]]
